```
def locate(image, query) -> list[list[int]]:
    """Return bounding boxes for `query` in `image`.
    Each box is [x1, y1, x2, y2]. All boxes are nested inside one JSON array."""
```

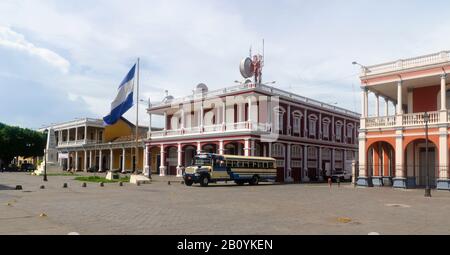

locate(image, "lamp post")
[[43, 129, 48, 182], [424, 112, 431, 197]]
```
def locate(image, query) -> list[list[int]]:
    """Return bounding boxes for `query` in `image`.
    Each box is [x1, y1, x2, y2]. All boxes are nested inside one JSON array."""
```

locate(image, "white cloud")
[[0, 26, 70, 73]]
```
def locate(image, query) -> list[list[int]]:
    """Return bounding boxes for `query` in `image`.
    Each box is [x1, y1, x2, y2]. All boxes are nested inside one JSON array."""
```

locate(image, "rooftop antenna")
[[249, 45, 252, 58]]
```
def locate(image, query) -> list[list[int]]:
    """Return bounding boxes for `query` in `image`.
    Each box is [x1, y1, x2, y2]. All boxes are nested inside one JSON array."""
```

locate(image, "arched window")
[[291, 145, 302, 158], [322, 118, 331, 139], [292, 111, 303, 135], [308, 115, 318, 137], [274, 107, 286, 134], [308, 147, 317, 159], [346, 123, 354, 142], [335, 121, 343, 140], [272, 143, 285, 157]]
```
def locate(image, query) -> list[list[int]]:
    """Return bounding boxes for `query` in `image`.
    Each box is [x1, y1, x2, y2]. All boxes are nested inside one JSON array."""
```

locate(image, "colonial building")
[[144, 83, 359, 182], [357, 50, 450, 190], [40, 117, 154, 173]]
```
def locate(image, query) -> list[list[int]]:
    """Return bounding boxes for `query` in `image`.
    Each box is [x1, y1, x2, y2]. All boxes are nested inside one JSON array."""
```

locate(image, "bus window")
[[263, 162, 268, 168], [268, 162, 274, 168], [243, 161, 249, 168], [258, 162, 263, 168], [226, 161, 232, 167]]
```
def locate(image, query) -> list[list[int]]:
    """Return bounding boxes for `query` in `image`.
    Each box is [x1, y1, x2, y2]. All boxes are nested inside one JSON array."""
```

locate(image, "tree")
[[0, 123, 45, 165]]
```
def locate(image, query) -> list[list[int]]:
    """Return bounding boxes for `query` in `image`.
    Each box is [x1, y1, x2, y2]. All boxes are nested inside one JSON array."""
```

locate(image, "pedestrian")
[[328, 177, 332, 189]]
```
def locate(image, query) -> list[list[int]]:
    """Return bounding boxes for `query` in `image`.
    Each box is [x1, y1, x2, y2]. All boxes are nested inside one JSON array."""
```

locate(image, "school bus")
[[183, 153, 277, 187]]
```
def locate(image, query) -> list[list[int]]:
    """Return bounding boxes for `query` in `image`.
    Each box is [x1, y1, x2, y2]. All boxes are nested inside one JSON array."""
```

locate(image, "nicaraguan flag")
[[103, 64, 136, 125]]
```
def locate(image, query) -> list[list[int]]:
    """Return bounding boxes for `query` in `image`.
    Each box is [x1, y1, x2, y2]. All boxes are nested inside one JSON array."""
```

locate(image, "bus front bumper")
[[183, 173, 200, 182]]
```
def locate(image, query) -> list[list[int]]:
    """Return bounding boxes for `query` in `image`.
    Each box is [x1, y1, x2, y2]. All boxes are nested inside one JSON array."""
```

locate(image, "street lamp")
[[424, 112, 431, 197], [352, 61, 371, 74]]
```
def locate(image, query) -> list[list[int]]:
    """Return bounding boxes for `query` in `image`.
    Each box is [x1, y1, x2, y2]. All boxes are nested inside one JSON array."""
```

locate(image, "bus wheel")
[[249, 176, 259, 185], [200, 176, 209, 187], [185, 180, 193, 186]]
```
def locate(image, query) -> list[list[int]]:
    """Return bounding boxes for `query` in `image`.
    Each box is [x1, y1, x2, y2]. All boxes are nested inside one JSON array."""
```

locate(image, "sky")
[[1, 0, 450, 129]]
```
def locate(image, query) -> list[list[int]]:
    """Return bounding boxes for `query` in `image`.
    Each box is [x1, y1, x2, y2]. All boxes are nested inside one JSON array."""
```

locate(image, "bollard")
[[137, 181, 141, 186], [63, 183, 68, 188], [15, 185, 22, 190], [119, 182, 123, 187], [40, 185, 45, 189], [168, 181, 171, 185], [82, 182, 87, 188], [180, 181, 184, 185], [99, 182, 104, 187]]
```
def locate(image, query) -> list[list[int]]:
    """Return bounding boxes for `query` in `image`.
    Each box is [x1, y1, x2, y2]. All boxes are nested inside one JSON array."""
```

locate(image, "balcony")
[[362, 51, 450, 76], [149, 122, 271, 138], [365, 111, 442, 129], [57, 139, 98, 147]]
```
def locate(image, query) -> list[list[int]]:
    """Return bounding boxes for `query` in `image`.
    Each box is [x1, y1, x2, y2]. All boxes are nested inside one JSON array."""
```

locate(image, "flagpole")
[[135, 57, 140, 174]]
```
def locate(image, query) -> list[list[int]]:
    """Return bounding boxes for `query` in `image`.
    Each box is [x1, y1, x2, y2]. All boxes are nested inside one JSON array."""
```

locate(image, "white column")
[[67, 129, 70, 145], [159, 144, 166, 176], [407, 89, 413, 114], [98, 150, 103, 172], [180, 108, 185, 129], [303, 145, 309, 182], [219, 140, 224, 155], [144, 145, 150, 177], [364, 88, 369, 117], [163, 112, 167, 131], [440, 73, 448, 123], [244, 139, 250, 156], [441, 73, 447, 111], [84, 150, 88, 172], [222, 101, 226, 130], [396, 80, 403, 115], [84, 125, 87, 143], [250, 139, 256, 156], [439, 128, 449, 180], [197, 142, 202, 154], [286, 143, 293, 182], [358, 133, 367, 179], [268, 142, 272, 157], [176, 143, 183, 177], [319, 113, 322, 139], [75, 151, 79, 171], [384, 97, 389, 116], [110, 148, 114, 171], [247, 96, 252, 123], [375, 94, 380, 117], [200, 103, 204, 131], [395, 131, 404, 179], [75, 127, 78, 142], [121, 148, 126, 173], [89, 150, 93, 169]]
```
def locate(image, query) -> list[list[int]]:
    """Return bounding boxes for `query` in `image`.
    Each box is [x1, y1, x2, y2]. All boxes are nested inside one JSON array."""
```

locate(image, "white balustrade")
[[363, 51, 450, 76], [366, 111, 441, 129]]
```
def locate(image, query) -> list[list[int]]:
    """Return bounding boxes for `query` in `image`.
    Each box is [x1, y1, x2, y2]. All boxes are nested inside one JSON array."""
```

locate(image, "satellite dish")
[[240, 57, 253, 78]]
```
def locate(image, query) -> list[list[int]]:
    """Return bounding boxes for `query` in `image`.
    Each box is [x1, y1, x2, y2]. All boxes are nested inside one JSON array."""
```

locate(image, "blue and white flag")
[[103, 64, 136, 125]]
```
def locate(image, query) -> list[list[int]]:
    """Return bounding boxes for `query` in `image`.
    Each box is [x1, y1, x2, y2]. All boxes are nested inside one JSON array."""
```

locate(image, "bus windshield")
[[193, 155, 212, 166]]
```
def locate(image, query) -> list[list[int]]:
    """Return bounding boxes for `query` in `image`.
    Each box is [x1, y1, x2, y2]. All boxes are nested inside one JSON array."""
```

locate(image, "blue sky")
[[1, 0, 450, 129]]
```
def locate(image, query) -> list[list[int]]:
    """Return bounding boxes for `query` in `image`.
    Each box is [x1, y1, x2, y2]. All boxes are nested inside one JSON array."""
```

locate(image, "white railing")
[[365, 111, 440, 129], [403, 111, 439, 126], [366, 116, 396, 128], [203, 125, 222, 132], [363, 51, 450, 76]]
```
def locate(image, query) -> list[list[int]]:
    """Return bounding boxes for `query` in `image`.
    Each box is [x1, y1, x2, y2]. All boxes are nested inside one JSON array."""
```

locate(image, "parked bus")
[[183, 153, 277, 187]]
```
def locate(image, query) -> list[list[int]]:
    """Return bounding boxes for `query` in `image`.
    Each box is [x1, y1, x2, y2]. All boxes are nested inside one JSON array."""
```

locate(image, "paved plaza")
[[1, 172, 450, 235]]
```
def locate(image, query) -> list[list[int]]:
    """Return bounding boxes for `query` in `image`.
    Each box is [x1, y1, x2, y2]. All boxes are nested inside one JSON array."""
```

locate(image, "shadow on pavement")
[[0, 184, 16, 191]]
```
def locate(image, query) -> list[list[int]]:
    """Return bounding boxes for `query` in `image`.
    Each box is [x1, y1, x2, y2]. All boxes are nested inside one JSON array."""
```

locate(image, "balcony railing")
[[366, 116, 396, 128], [149, 122, 269, 138], [57, 139, 98, 147], [365, 111, 441, 129], [362, 51, 450, 76]]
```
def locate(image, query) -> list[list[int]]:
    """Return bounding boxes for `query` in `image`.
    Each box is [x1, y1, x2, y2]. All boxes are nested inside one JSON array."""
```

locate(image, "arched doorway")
[[367, 141, 395, 186], [202, 144, 217, 154], [224, 142, 244, 155], [183, 145, 197, 167], [404, 139, 438, 188], [167, 146, 178, 176]]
